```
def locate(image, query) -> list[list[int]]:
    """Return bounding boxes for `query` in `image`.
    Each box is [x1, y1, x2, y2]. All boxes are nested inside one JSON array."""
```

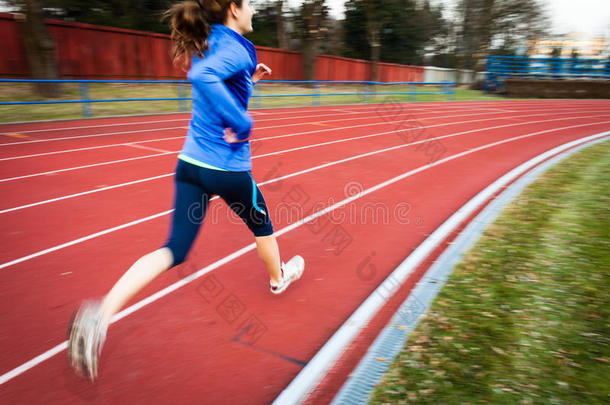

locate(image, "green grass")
[[252, 84, 504, 109], [0, 83, 506, 123], [0, 82, 193, 123], [370, 140, 610, 405]]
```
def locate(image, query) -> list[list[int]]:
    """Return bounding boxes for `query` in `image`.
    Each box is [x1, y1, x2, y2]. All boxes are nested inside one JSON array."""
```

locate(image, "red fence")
[[0, 13, 27, 76], [0, 12, 423, 82], [254, 45, 303, 81], [315, 55, 424, 82]]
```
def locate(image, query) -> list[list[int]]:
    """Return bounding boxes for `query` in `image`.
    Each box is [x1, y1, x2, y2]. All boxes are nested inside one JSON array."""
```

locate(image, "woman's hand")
[[223, 127, 248, 143], [252, 63, 272, 83]]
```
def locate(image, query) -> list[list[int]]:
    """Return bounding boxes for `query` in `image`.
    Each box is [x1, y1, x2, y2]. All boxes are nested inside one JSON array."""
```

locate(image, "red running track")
[[0, 100, 609, 404]]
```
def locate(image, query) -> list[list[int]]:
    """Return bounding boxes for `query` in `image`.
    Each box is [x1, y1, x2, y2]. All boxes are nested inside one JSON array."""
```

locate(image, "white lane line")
[[2, 111, 609, 212], [1, 105, 602, 162], [323, 101, 602, 112], [0, 342, 69, 387], [274, 131, 610, 405], [255, 106, 474, 129], [0, 118, 189, 135], [1, 122, 608, 386], [1, 116, 609, 270], [0, 113, 546, 214], [1, 101, 601, 145], [0, 107, 436, 148], [0, 108, 475, 161], [252, 109, 610, 144], [0, 113, 523, 214], [251, 113, 610, 159], [0, 136, 185, 162], [0, 99, 596, 137], [0, 109, 375, 145], [2, 108, 607, 183], [0, 126, 187, 147], [335, 108, 368, 114], [0, 104, 371, 136], [0, 210, 172, 272], [123, 143, 172, 154], [0, 110, 507, 181], [0, 152, 175, 183], [476, 108, 518, 112], [0, 174, 174, 215]]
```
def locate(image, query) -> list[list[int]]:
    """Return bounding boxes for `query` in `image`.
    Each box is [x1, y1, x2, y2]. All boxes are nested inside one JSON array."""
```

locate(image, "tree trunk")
[[300, 0, 324, 84], [369, 30, 380, 82], [21, 0, 61, 97], [276, 1, 288, 49], [303, 39, 317, 82], [365, 2, 381, 82]]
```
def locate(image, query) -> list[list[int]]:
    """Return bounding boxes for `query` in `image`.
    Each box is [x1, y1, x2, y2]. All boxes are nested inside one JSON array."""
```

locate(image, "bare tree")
[[365, 0, 383, 81], [296, 0, 328, 82], [18, 0, 61, 97], [275, 0, 288, 49], [457, 0, 548, 76]]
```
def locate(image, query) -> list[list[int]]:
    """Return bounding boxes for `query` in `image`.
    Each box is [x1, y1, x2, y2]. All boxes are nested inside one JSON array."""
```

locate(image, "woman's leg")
[[101, 162, 209, 323], [99, 248, 173, 324], [70, 251, 177, 381], [217, 171, 304, 292], [68, 160, 208, 380], [255, 234, 282, 284]]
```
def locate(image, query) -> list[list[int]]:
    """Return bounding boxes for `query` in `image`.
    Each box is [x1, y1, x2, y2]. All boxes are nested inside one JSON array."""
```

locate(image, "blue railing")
[[486, 55, 610, 91], [0, 79, 456, 118]]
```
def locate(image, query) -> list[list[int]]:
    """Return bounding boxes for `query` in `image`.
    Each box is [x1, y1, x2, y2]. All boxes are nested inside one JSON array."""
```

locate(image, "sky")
[[543, 0, 610, 36], [285, 0, 610, 38]]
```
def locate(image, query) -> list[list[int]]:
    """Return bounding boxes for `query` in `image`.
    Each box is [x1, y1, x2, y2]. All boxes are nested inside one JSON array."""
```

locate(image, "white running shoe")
[[67, 300, 108, 382], [270, 255, 305, 294]]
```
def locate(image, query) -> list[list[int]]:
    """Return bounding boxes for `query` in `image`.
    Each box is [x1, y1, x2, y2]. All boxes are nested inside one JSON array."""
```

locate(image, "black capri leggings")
[[163, 159, 274, 266]]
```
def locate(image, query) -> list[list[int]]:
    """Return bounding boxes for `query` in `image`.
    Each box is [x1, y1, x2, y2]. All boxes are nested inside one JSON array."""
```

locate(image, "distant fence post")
[[78, 82, 92, 118], [313, 82, 320, 107], [408, 83, 416, 102], [252, 82, 262, 109], [439, 81, 447, 101], [177, 83, 188, 112]]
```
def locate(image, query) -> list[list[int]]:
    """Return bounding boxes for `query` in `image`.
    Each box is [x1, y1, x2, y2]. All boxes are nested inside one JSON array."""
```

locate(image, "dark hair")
[[165, 0, 243, 68]]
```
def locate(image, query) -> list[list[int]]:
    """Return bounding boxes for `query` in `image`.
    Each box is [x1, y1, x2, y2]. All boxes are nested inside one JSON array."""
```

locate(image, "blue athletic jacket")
[[181, 24, 257, 171]]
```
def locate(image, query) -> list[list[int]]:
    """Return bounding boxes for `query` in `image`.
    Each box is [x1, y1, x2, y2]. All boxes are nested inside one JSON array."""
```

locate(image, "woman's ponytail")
[[165, 0, 242, 69], [165, 1, 210, 68]]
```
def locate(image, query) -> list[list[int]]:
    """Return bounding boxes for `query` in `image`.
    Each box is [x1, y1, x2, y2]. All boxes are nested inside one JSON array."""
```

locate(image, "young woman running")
[[68, 0, 305, 381]]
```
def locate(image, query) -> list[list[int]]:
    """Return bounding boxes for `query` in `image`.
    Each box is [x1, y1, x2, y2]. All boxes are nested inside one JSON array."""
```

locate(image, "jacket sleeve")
[[187, 46, 253, 141]]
